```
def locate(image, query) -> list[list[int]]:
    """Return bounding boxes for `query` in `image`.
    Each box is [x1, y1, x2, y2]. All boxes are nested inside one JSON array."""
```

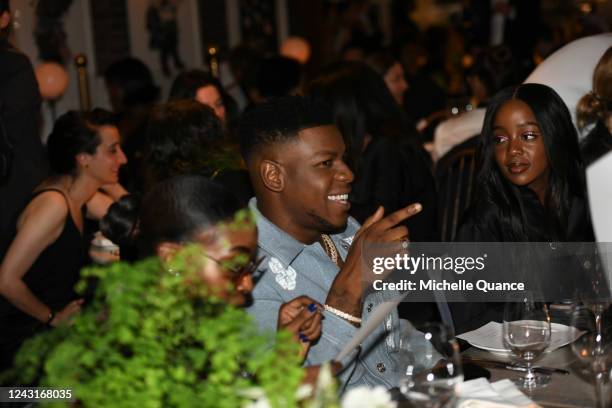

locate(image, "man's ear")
[[156, 242, 182, 263], [0, 11, 10, 30], [260, 159, 284, 192]]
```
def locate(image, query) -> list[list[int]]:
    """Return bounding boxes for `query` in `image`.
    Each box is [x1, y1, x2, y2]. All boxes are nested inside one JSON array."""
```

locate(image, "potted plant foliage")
[[4, 246, 304, 407]]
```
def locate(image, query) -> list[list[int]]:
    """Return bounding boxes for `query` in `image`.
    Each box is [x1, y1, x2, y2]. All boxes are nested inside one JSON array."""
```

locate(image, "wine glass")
[[570, 304, 612, 408], [575, 289, 611, 342], [503, 296, 552, 389], [399, 323, 463, 407]]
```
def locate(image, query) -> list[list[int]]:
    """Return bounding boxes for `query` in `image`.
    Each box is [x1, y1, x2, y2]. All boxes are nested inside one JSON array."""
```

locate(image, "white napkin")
[[457, 378, 540, 408]]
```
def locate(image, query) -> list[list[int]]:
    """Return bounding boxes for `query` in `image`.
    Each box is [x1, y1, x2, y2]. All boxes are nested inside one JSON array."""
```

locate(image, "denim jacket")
[[246, 198, 410, 389]]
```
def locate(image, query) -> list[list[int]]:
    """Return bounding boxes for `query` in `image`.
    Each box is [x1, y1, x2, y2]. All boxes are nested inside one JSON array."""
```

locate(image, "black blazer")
[[457, 187, 595, 243], [0, 42, 48, 255], [452, 188, 596, 334]]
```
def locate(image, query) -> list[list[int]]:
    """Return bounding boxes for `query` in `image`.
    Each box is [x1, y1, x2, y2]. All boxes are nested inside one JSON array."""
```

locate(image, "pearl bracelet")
[[323, 304, 362, 324]]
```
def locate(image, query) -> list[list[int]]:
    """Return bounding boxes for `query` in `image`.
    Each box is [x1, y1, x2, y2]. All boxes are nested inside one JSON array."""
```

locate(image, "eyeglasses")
[[201, 253, 264, 283]]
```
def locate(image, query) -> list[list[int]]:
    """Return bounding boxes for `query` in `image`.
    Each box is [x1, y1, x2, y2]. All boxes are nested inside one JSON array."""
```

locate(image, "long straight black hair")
[[476, 83, 585, 241], [306, 61, 421, 171]]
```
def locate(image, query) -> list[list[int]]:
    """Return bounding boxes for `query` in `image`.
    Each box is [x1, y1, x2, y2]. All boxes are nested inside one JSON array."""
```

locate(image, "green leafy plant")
[[7, 246, 303, 407]]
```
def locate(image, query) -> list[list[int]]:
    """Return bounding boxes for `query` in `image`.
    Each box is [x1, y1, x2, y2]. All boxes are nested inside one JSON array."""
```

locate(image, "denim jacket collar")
[[249, 198, 307, 267], [249, 197, 359, 264]]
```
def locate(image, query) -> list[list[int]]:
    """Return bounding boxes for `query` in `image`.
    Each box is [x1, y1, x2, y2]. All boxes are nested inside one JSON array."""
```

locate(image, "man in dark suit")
[[0, 0, 49, 255]]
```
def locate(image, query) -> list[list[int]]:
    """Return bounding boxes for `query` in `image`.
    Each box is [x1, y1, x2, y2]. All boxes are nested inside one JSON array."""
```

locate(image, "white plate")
[[458, 321, 583, 354]]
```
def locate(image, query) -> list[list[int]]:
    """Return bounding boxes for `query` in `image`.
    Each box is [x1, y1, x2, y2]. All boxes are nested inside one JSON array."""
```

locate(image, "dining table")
[[462, 345, 610, 408]]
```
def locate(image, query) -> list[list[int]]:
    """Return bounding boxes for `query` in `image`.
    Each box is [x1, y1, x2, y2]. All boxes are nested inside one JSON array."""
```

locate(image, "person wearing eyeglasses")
[[101, 175, 322, 359]]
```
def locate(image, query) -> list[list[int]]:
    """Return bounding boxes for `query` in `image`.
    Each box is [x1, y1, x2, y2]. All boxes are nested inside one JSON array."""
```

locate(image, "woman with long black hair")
[[458, 83, 594, 242], [454, 83, 595, 334], [307, 61, 438, 243]]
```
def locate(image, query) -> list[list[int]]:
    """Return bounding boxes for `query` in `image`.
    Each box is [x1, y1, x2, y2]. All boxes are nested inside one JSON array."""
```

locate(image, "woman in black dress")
[[0, 109, 127, 371]]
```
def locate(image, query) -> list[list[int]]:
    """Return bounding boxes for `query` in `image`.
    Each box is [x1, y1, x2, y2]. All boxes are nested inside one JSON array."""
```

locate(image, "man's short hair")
[[239, 96, 333, 163]]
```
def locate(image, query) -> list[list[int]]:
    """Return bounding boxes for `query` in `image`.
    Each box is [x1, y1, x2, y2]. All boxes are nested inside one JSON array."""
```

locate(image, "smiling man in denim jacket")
[[239, 96, 426, 389]]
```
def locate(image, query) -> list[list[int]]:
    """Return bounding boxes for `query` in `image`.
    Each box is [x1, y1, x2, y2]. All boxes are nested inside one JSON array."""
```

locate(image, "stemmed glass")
[[570, 304, 611, 408], [575, 289, 611, 346], [503, 295, 552, 389], [399, 323, 463, 407]]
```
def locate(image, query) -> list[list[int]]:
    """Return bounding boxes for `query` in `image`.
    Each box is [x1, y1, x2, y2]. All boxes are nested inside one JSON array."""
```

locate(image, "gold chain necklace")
[[320, 234, 339, 265]]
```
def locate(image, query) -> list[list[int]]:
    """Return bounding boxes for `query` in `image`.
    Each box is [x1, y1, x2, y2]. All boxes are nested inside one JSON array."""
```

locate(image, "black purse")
[[0, 103, 14, 185]]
